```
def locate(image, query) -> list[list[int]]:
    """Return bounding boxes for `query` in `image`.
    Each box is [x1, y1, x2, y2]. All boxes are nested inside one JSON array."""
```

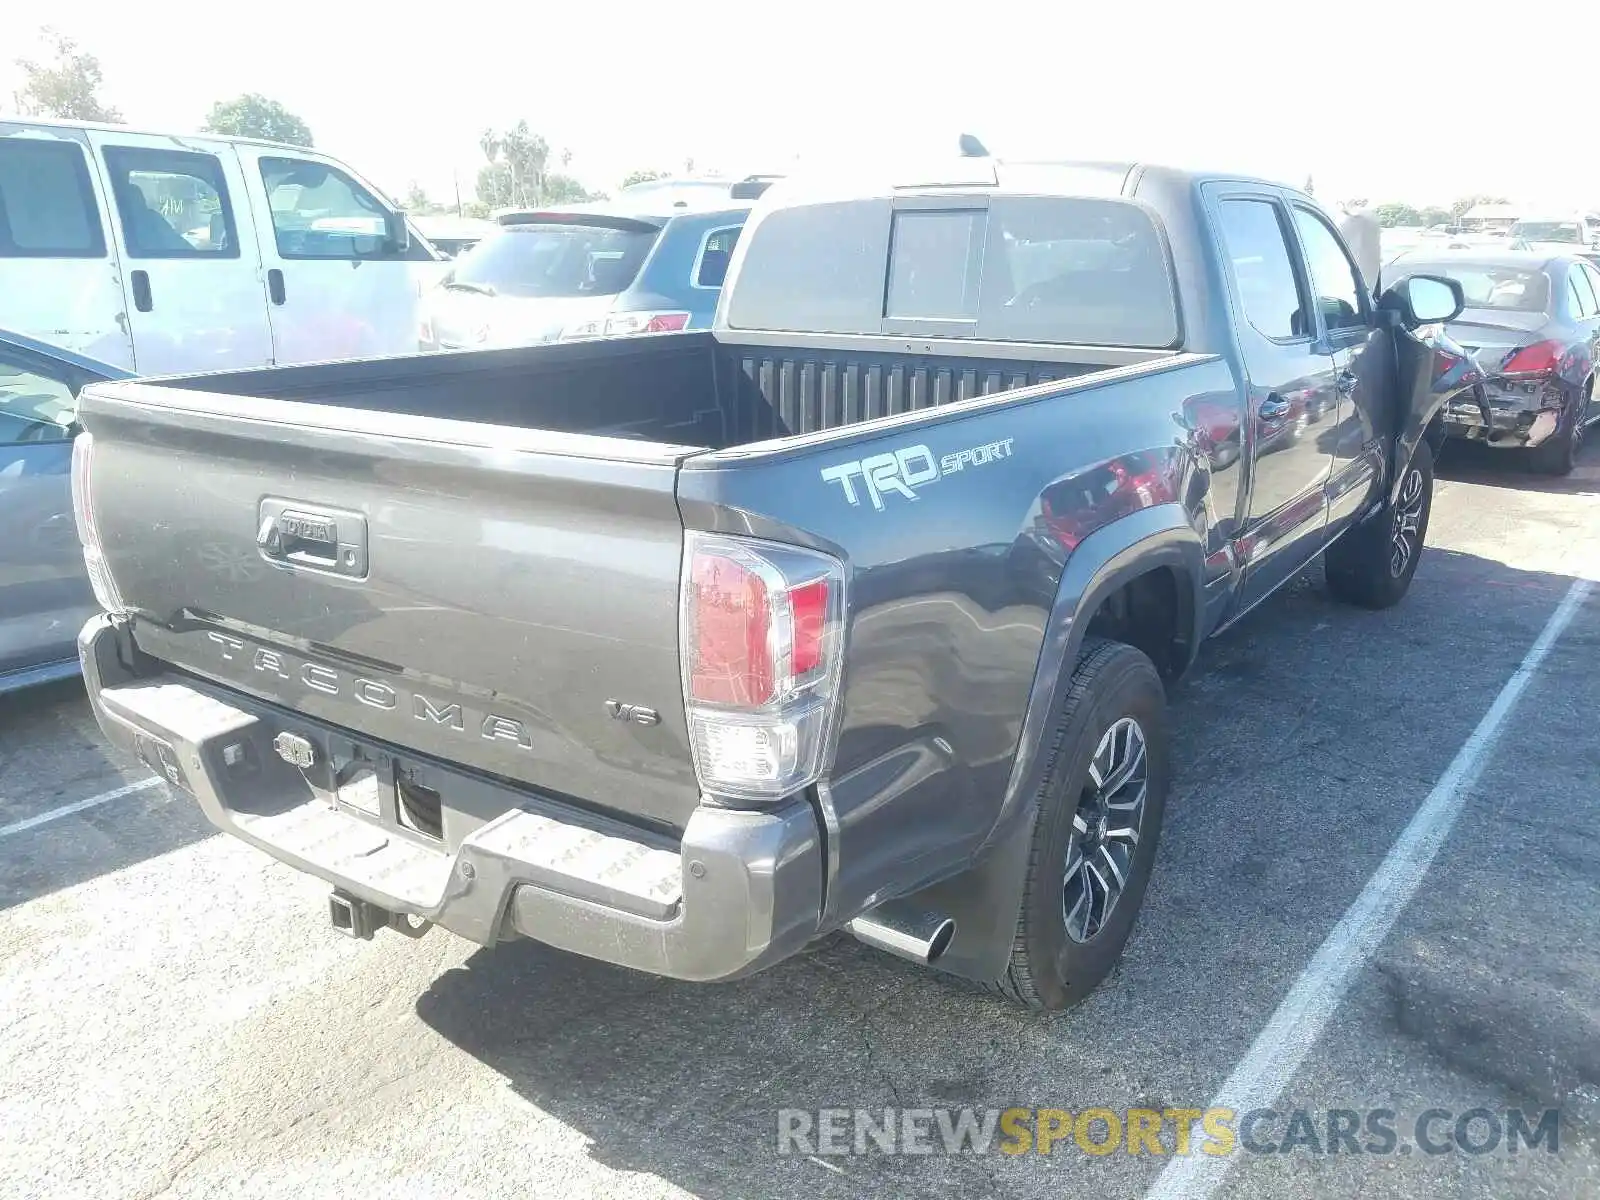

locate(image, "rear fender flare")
[[914, 503, 1205, 984]]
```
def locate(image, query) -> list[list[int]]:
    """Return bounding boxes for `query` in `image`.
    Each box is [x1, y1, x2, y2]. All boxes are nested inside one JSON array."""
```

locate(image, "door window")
[[102, 147, 239, 258], [693, 226, 742, 288], [1292, 208, 1368, 333], [1568, 264, 1597, 318], [259, 157, 424, 260], [0, 351, 78, 444], [1582, 264, 1600, 316], [1215, 199, 1309, 341], [0, 139, 106, 258]]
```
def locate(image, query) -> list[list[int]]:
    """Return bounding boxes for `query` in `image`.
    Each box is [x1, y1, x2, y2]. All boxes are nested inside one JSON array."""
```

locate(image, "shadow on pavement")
[[1436, 437, 1600, 497], [415, 547, 1595, 1200], [0, 678, 214, 913]]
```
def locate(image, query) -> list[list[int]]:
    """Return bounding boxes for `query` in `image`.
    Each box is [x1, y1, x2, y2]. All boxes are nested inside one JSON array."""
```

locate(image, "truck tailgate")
[[76, 382, 704, 833]]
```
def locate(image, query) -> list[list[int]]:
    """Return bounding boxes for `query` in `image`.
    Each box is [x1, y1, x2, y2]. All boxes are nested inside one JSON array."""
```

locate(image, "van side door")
[[1205, 187, 1339, 613], [0, 129, 134, 371], [231, 146, 437, 365], [88, 130, 273, 375]]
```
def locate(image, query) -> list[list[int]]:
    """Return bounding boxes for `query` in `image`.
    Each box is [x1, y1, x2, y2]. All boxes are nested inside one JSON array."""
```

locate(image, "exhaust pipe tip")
[[847, 901, 956, 966]]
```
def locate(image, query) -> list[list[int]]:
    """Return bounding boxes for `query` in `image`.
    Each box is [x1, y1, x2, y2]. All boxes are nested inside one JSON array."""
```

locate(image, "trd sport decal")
[[820, 438, 1015, 510]]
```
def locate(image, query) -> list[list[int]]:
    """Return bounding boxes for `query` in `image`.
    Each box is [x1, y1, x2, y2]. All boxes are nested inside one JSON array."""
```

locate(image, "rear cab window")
[[0, 138, 107, 258], [451, 220, 661, 297], [725, 195, 1180, 348]]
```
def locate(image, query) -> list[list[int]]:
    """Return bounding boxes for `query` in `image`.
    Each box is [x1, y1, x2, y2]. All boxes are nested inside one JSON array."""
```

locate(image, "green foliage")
[[475, 121, 598, 210], [1373, 202, 1423, 228], [12, 27, 121, 122], [203, 94, 313, 147], [401, 182, 449, 215], [621, 169, 668, 189]]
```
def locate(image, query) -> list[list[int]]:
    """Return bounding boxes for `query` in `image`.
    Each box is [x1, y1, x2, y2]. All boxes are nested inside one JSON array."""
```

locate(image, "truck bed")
[[164, 332, 1137, 449]]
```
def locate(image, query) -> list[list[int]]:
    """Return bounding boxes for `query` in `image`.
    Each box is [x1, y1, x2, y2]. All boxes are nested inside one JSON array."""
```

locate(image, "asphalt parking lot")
[[3, 440, 1598, 1200]]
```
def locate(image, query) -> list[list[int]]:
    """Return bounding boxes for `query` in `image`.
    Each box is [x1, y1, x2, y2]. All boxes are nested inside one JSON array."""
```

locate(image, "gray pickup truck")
[[72, 158, 1473, 1011]]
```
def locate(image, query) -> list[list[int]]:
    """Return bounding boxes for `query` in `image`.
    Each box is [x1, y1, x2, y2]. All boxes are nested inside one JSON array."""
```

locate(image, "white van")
[[0, 117, 443, 373]]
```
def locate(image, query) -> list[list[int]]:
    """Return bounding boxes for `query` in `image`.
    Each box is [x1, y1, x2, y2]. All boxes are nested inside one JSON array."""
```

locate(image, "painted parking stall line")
[[1148, 575, 1594, 1200], [0, 776, 164, 839]]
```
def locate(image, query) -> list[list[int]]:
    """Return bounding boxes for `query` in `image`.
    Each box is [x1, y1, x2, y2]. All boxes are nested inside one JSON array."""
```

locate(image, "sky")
[[5, 1, 1598, 212]]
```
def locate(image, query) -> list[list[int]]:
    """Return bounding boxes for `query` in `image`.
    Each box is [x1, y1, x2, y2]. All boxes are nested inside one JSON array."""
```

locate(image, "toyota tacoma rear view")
[[71, 156, 1473, 1010]]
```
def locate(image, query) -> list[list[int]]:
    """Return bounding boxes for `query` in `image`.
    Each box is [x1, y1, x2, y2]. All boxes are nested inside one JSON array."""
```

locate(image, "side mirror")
[[1378, 274, 1464, 329], [385, 211, 412, 255]]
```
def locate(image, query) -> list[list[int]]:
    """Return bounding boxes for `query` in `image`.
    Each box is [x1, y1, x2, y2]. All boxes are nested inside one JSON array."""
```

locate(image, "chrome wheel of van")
[[1390, 466, 1425, 578], [1062, 716, 1148, 943]]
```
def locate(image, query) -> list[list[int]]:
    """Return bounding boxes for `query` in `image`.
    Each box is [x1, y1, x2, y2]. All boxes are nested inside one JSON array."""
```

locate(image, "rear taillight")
[[71, 432, 125, 614], [680, 532, 846, 800], [560, 311, 691, 340], [1499, 339, 1563, 376]]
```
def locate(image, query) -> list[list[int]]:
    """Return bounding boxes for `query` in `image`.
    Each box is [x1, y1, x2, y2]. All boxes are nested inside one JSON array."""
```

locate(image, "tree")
[[203, 94, 313, 147], [1450, 194, 1510, 222], [475, 121, 598, 210], [401, 182, 448, 215], [12, 27, 122, 122], [1418, 206, 1452, 228], [1373, 202, 1423, 228], [1303, 174, 1315, 197], [620, 169, 668, 189]]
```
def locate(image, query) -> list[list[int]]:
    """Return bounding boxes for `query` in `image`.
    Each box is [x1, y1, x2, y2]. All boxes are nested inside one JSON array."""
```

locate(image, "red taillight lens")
[[680, 533, 846, 800], [687, 551, 774, 706], [1500, 339, 1562, 376], [788, 578, 829, 677], [643, 312, 690, 333]]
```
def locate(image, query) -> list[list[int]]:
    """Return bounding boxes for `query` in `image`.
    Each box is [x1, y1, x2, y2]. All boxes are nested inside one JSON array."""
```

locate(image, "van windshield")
[[452, 222, 659, 298]]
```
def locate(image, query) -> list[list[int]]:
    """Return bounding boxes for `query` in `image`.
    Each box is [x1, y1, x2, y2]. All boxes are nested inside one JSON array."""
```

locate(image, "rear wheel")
[[1325, 440, 1433, 610], [1530, 390, 1584, 476], [989, 639, 1169, 1011]]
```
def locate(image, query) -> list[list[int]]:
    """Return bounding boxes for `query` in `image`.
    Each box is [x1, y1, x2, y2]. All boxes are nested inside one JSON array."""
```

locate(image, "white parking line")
[[0, 777, 164, 839], [1148, 575, 1593, 1200]]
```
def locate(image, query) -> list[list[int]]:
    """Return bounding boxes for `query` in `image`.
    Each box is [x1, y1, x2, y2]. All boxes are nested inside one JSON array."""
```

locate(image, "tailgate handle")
[[257, 500, 368, 578]]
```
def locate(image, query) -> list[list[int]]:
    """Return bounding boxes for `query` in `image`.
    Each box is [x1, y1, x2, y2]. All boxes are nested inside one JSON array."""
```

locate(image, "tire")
[[1325, 439, 1434, 610], [989, 639, 1169, 1011], [1529, 392, 1584, 477]]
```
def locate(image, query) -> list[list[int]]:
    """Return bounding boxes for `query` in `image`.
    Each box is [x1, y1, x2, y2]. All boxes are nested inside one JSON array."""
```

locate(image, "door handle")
[[131, 270, 152, 313], [1336, 370, 1358, 396], [267, 269, 286, 305], [1259, 394, 1291, 421]]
